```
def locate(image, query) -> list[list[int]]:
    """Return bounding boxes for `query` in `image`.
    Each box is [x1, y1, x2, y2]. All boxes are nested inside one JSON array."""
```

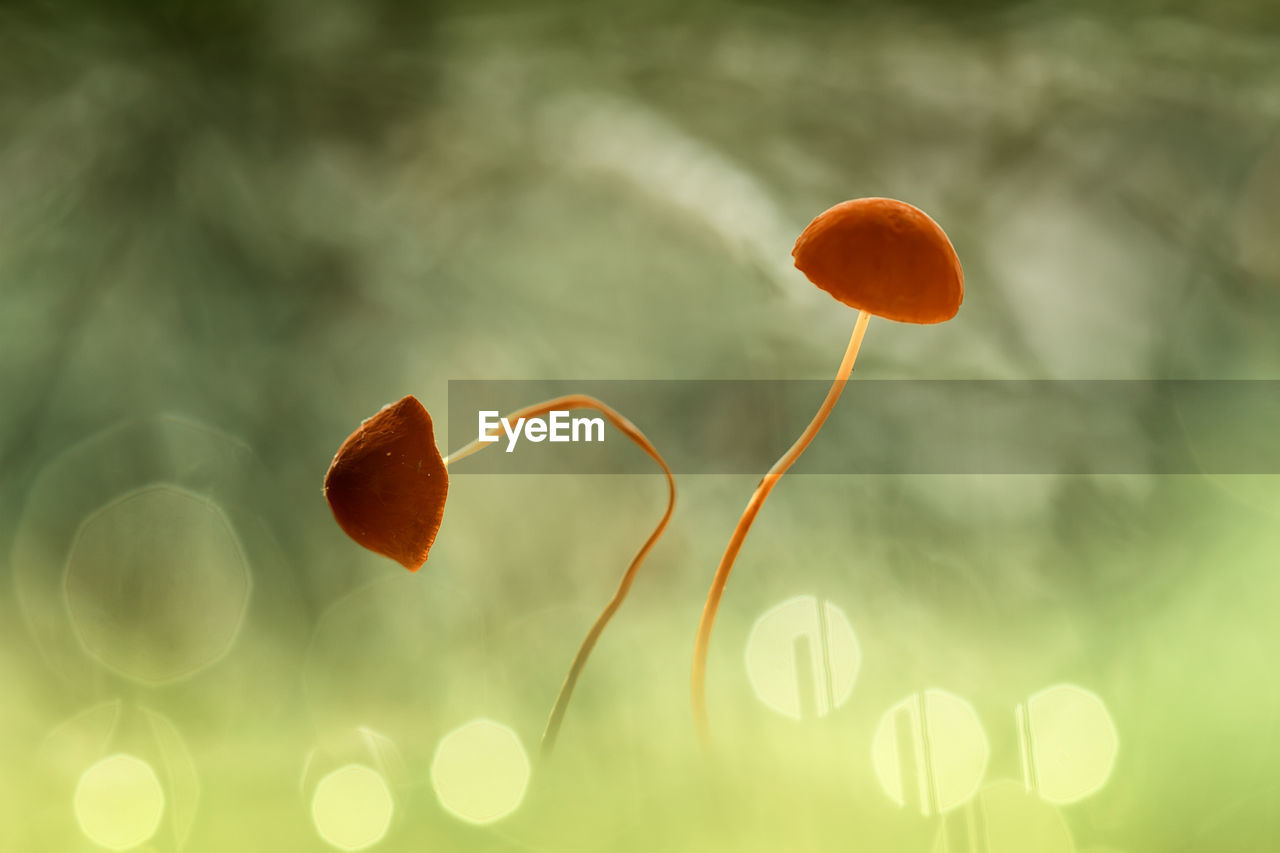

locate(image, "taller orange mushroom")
[[691, 197, 963, 743]]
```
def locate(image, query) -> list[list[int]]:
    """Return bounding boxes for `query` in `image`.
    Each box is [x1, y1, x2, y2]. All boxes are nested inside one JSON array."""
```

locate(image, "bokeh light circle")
[[744, 594, 861, 720], [64, 485, 251, 684], [74, 753, 165, 850], [13, 415, 262, 687], [1018, 683, 1118, 805], [872, 688, 989, 816], [431, 719, 531, 825], [310, 764, 394, 851]]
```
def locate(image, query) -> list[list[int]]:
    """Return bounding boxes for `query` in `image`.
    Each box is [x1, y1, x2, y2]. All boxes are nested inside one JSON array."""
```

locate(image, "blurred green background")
[[2, 0, 1279, 850]]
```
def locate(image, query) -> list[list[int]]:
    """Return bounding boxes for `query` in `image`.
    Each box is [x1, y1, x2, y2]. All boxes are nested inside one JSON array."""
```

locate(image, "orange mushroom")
[[793, 198, 963, 323], [325, 393, 675, 757], [325, 395, 449, 570], [690, 197, 963, 744]]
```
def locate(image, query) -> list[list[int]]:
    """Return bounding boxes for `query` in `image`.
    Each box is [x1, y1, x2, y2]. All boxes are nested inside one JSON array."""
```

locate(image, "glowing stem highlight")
[[691, 309, 871, 745], [446, 395, 676, 759]]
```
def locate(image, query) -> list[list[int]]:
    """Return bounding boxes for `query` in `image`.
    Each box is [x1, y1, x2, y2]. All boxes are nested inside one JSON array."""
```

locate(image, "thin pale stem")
[[691, 310, 871, 746], [445, 395, 676, 759]]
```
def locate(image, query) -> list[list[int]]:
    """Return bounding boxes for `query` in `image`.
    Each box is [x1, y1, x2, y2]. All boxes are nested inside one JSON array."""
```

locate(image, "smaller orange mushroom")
[[691, 197, 963, 745], [324, 395, 448, 571], [324, 393, 675, 758]]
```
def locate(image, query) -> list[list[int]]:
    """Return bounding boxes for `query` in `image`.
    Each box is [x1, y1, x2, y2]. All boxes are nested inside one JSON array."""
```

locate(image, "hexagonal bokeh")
[[36, 700, 199, 852], [301, 727, 408, 851], [872, 688, 990, 816], [74, 753, 166, 851], [64, 485, 251, 684], [311, 764, 394, 851], [744, 594, 861, 720], [13, 414, 266, 688], [1018, 684, 1119, 805], [431, 719, 531, 825]]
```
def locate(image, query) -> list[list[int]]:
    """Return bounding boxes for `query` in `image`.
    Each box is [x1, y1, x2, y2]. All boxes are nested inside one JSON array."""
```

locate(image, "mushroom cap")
[[792, 197, 963, 324], [324, 395, 448, 571]]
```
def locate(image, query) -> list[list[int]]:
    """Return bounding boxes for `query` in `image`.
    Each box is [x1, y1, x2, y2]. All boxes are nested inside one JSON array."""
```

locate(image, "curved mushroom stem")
[[691, 309, 871, 746], [445, 395, 676, 759]]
